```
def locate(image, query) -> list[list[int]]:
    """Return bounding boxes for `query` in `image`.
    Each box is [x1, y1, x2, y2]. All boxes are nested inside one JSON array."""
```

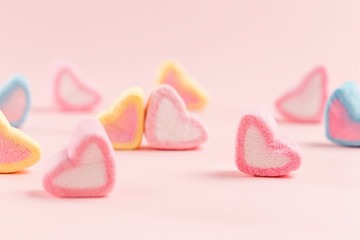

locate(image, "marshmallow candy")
[[98, 87, 144, 150], [145, 85, 208, 150], [43, 119, 116, 197], [157, 62, 208, 110], [0, 111, 41, 173], [275, 66, 328, 123], [325, 81, 360, 146], [235, 107, 302, 177], [52, 61, 101, 111], [0, 75, 31, 127]]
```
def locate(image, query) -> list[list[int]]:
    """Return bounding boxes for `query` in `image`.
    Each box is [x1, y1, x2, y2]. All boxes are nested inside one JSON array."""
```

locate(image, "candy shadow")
[[0, 170, 31, 175], [136, 146, 159, 151], [198, 170, 293, 179], [30, 106, 57, 113], [26, 190, 53, 199], [31, 106, 98, 114], [300, 142, 347, 149], [204, 170, 249, 179], [275, 118, 321, 125], [26, 190, 108, 199], [137, 145, 203, 152]]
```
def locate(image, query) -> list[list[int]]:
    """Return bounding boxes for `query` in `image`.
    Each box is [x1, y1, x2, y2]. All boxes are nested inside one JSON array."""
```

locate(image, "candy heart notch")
[[98, 87, 144, 150], [325, 81, 360, 146], [0, 111, 41, 173], [52, 61, 101, 111], [145, 85, 208, 150], [43, 119, 116, 197], [0, 75, 30, 128], [157, 62, 208, 110], [235, 107, 302, 177], [275, 66, 328, 123]]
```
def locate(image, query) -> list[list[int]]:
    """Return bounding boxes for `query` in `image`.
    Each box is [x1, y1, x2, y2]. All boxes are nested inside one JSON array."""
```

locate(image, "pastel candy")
[[157, 62, 208, 110], [235, 107, 302, 177], [43, 119, 116, 197], [325, 81, 360, 146], [52, 61, 101, 111], [98, 87, 144, 150], [0, 111, 41, 173], [0, 75, 30, 127], [145, 85, 208, 150], [275, 66, 328, 123]]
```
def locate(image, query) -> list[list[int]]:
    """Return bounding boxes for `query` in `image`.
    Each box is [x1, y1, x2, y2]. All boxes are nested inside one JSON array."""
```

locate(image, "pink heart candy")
[[145, 85, 208, 150], [43, 119, 116, 197], [52, 61, 101, 111], [236, 107, 302, 177], [275, 66, 328, 123]]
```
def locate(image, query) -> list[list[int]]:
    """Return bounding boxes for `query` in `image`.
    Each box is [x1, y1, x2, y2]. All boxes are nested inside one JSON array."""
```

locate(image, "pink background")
[[1, 0, 360, 239]]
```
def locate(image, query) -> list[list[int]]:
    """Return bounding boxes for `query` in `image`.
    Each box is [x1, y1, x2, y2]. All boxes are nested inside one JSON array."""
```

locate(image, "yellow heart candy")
[[98, 87, 144, 150], [0, 111, 41, 173], [157, 61, 209, 110]]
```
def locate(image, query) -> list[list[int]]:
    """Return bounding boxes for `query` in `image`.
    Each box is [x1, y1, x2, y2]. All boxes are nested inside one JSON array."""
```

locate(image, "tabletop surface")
[[1, 0, 360, 239], [0, 104, 358, 240]]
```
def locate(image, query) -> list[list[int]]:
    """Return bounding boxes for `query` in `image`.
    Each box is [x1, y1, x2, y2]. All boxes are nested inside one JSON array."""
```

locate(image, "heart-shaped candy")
[[145, 85, 208, 150], [0, 111, 41, 173], [52, 61, 101, 111], [98, 87, 144, 150], [157, 62, 208, 110], [0, 75, 30, 128], [325, 81, 360, 146], [235, 107, 302, 177], [275, 66, 328, 123], [43, 119, 116, 197]]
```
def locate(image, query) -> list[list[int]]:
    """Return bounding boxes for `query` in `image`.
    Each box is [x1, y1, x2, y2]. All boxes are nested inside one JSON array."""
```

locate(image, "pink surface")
[[1, 0, 360, 239], [3, 107, 360, 239], [235, 107, 301, 176]]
